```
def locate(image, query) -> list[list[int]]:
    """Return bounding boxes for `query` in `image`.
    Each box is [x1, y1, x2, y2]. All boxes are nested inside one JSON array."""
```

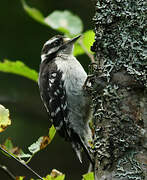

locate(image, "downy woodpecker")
[[38, 35, 93, 164]]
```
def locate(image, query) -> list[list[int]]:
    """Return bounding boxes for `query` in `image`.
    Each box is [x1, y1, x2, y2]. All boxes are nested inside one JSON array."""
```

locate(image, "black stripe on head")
[[41, 35, 64, 55]]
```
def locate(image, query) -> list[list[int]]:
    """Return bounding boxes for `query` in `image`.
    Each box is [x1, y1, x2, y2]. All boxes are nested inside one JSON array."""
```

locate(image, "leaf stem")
[[25, 153, 35, 164]]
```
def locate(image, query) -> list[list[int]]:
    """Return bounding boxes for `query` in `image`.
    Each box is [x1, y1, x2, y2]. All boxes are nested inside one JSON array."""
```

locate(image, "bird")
[[38, 35, 93, 164]]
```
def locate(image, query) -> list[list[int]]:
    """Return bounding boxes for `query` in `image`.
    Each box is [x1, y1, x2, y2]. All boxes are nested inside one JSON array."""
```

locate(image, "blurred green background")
[[0, 0, 94, 179]]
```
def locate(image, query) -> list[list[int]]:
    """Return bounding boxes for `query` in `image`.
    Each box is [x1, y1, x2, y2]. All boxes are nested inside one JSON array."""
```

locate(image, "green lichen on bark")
[[89, 0, 147, 179], [88, 68, 144, 178], [92, 0, 147, 86], [115, 150, 145, 180]]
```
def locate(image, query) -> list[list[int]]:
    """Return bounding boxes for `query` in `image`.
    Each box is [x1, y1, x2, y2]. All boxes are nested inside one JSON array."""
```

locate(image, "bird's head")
[[41, 35, 81, 62]]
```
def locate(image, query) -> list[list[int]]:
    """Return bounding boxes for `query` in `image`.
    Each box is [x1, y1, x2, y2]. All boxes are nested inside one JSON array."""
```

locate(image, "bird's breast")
[[55, 55, 87, 95]]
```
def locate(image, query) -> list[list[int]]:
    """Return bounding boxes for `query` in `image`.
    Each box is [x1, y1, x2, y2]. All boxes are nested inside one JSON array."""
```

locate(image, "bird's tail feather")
[[72, 142, 82, 163], [79, 136, 94, 166], [71, 134, 94, 166]]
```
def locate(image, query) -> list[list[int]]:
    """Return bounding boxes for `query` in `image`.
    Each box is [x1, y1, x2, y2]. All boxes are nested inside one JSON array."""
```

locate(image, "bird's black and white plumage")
[[38, 35, 93, 164]]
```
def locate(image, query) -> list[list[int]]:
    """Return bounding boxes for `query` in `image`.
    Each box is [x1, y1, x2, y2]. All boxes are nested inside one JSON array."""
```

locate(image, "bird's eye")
[[54, 39, 60, 46]]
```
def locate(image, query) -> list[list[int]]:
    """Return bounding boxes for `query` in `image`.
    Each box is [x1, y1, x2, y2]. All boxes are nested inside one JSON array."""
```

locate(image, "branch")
[[0, 146, 44, 180], [0, 164, 16, 180]]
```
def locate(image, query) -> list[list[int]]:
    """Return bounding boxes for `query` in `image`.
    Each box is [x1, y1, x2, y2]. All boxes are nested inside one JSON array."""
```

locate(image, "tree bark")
[[89, 0, 147, 179]]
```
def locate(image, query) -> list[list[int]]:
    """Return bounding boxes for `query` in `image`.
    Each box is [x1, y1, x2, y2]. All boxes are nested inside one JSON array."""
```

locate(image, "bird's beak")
[[59, 35, 81, 52], [68, 35, 81, 44], [64, 35, 81, 45]]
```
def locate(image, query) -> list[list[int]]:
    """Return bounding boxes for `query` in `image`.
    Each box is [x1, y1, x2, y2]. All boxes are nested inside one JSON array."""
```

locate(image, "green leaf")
[[1, 138, 27, 160], [27, 127, 56, 157], [21, 0, 83, 35], [0, 105, 11, 133], [28, 136, 50, 155], [2, 138, 29, 158], [3, 138, 13, 151], [44, 175, 65, 180], [73, 30, 95, 56], [82, 172, 94, 180], [54, 175, 65, 180], [21, 0, 45, 25], [27, 127, 55, 158], [48, 125, 56, 143], [45, 10, 83, 35], [16, 176, 25, 180], [44, 169, 65, 180], [28, 137, 44, 154], [83, 30, 95, 54], [0, 60, 38, 82], [73, 42, 85, 56]]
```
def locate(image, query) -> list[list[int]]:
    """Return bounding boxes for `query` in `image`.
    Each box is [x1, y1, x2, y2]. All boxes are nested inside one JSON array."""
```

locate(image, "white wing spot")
[[64, 117, 68, 122], [56, 121, 63, 130], [56, 89, 60, 94], [52, 73, 56, 77], [51, 112, 55, 117], [63, 104, 67, 110], [49, 82, 52, 87], [61, 95, 64, 99], [55, 107, 60, 115], [54, 92, 58, 96], [50, 78, 55, 83]]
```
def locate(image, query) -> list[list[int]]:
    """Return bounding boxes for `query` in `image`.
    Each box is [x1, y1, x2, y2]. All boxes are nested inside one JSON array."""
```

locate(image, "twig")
[[0, 164, 16, 180], [79, 39, 95, 63], [0, 146, 44, 180]]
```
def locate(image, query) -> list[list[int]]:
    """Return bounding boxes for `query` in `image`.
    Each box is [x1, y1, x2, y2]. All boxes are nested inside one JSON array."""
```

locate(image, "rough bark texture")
[[88, 0, 147, 179]]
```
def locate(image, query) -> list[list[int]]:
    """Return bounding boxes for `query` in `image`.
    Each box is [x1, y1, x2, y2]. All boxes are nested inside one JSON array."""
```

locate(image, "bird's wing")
[[39, 61, 69, 138]]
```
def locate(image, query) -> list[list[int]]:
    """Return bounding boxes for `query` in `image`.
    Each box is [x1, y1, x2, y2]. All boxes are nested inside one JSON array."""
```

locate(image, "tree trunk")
[[89, 0, 147, 179]]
